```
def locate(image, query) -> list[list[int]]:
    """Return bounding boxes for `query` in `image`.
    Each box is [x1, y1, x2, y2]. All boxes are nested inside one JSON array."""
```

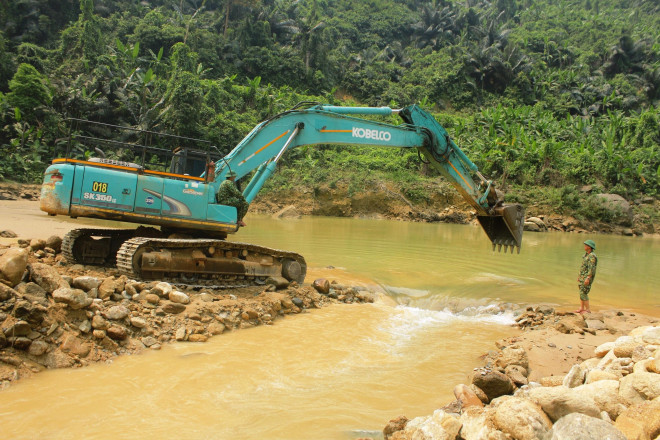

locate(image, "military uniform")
[[217, 179, 249, 222], [578, 251, 597, 301]]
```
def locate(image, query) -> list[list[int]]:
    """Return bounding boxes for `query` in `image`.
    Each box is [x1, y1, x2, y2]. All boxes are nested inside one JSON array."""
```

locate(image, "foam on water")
[[374, 301, 517, 356]]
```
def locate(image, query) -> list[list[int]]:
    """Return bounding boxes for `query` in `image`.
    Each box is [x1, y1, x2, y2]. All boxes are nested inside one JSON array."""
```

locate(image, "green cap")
[[584, 239, 596, 250], [226, 171, 237, 178]]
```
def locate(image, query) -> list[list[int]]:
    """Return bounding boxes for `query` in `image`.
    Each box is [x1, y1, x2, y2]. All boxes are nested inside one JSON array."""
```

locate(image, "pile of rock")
[[383, 325, 660, 440], [0, 234, 376, 388], [514, 306, 556, 329], [0, 183, 40, 201]]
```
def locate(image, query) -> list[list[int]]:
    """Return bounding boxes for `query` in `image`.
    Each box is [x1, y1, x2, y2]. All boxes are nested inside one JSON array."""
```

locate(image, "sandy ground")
[[498, 311, 659, 383], [0, 199, 135, 242]]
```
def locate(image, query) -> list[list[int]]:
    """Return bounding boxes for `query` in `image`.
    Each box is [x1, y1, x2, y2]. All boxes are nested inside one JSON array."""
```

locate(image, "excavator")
[[40, 103, 524, 287]]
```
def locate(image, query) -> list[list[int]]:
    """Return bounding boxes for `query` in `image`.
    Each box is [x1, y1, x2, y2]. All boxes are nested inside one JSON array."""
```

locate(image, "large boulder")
[[454, 383, 483, 409], [15, 282, 48, 306], [528, 386, 601, 422], [161, 301, 186, 314], [45, 235, 62, 253], [524, 217, 548, 232], [29, 262, 68, 293], [43, 349, 76, 369], [492, 396, 552, 440], [13, 299, 47, 325], [29, 238, 46, 251], [614, 400, 660, 440], [395, 409, 461, 440], [98, 277, 124, 300], [0, 247, 29, 287], [3, 320, 31, 337], [92, 314, 109, 330], [573, 380, 629, 420], [312, 278, 331, 294], [547, 413, 626, 440], [0, 282, 17, 302], [60, 335, 92, 357], [458, 407, 502, 440], [613, 336, 643, 358], [106, 325, 128, 341], [594, 341, 615, 358], [72, 276, 101, 292], [495, 345, 529, 370], [169, 290, 190, 304], [150, 282, 173, 298], [52, 287, 92, 310], [595, 193, 633, 226], [472, 369, 515, 401], [555, 315, 585, 334], [383, 416, 408, 440], [618, 371, 660, 403], [562, 364, 586, 388], [105, 305, 130, 320], [505, 365, 529, 386], [639, 326, 660, 345]]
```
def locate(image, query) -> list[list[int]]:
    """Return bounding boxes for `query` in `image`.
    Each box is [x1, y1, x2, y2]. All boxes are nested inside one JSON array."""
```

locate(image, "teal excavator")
[[40, 103, 524, 287]]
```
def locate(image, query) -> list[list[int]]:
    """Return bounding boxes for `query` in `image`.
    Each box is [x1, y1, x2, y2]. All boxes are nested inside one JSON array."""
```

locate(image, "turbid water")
[[0, 207, 658, 439]]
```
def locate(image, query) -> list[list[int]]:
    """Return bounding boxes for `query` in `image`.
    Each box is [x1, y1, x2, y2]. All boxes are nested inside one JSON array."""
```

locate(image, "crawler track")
[[62, 229, 307, 288], [116, 237, 307, 286]]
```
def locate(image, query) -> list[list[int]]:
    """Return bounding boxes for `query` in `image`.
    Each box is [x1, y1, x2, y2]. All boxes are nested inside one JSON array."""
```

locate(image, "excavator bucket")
[[477, 203, 525, 253]]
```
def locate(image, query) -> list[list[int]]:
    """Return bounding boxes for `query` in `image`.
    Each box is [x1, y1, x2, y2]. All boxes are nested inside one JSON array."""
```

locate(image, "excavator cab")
[[170, 147, 214, 177]]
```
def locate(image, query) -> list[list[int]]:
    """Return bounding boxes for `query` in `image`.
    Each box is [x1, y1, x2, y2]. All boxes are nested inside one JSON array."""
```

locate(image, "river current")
[[0, 213, 658, 439]]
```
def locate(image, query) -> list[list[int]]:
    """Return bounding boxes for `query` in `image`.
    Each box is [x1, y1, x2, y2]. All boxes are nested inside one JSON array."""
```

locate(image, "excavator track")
[[116, 237, 307, 287], [62, 228, 136, 265]]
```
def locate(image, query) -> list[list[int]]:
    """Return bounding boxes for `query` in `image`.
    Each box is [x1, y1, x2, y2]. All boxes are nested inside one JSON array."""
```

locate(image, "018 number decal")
[[92, 181, 108, 193]]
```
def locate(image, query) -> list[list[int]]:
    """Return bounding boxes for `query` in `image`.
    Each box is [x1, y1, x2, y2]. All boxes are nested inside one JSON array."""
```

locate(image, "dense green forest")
[[0, 0, 658, 226]]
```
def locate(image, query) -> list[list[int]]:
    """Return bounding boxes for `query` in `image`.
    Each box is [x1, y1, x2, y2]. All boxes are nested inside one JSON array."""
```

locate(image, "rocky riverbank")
[[381, 308, 660, 440], [0, 234, 376, 388], [244, 179, 659, 236]]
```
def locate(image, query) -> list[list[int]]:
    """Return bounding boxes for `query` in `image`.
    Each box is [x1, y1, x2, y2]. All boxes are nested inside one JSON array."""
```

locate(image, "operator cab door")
[[79, 166, 138, 212]]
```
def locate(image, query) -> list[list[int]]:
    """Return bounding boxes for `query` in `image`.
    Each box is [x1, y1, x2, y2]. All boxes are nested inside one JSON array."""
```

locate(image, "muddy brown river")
[[1, 201, 658, 439]]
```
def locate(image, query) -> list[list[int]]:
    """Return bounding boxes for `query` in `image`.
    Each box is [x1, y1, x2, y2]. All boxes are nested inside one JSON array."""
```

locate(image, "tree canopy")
[[0, 0, 657, 216]]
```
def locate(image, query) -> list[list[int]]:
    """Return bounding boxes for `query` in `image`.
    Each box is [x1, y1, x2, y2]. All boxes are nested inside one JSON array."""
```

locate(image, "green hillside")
[[0, 0, 658, 228]]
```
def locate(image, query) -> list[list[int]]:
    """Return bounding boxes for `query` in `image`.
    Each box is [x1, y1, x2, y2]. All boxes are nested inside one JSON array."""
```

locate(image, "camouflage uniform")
[[216, 179, 249, 221], [578, 252, 597, 301]]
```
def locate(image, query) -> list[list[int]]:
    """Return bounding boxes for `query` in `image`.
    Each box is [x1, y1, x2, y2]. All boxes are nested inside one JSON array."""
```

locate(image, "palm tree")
[[411, 2, 459, 49], [602, 35, 651, 76]]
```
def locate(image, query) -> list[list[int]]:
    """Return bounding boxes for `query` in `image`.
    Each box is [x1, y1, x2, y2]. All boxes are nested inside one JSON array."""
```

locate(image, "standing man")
[[216, 171, 249, 227], [576, 239, 597, 314]]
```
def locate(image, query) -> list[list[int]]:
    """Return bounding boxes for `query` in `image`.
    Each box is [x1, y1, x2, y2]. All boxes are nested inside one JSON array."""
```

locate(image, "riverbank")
[[382, 308, 660, 440], [0, 233, 377, 388], [248, 181, 659, 237], [2, 181, 658, 236]]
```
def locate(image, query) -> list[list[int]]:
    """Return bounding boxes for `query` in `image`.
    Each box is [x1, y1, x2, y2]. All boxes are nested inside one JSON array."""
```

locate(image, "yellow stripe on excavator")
[[239, 131, 290, 166]]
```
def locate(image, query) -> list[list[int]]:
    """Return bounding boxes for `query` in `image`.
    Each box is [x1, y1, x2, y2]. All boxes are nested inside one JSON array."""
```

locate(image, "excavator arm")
[[213, 103, 524, 253]]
